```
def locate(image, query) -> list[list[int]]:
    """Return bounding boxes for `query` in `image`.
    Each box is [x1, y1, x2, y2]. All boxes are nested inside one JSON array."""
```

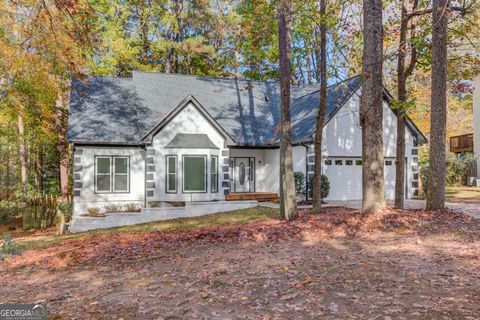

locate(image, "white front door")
[[233, 157, 252, 192]]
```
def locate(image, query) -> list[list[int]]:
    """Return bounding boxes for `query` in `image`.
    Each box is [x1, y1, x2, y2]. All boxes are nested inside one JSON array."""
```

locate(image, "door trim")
[[230, 157, 256, 193]]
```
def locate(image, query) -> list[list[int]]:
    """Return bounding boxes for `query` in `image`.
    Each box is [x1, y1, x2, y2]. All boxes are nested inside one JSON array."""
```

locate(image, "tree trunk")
[[305, 39, 313, 85], [395, 0, 419, 208], [361, 0, 386, 213], [18, 106, 28, 198], [427, 0, 448, 210], [312, 0, 327, 213], [57, 87, 70, 201], [35, 147, 43, 194], [141, 20, 149, 64], [277, 0, 297, 220], [394, 0, 409, 209]]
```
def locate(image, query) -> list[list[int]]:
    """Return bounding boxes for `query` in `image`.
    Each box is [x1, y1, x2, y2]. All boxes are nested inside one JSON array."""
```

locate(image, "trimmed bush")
[[320, 174, 330, 199], [308, 174, 330, 199], [294, 172, 306, 196]]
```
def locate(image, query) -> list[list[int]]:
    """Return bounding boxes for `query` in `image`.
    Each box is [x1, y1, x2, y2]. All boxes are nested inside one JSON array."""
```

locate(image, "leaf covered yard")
[[1, 207, 480, 319]]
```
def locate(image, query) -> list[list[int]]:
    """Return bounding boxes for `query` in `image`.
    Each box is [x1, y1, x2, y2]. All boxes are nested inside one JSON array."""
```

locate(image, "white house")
[[68, 72, 426, 217]]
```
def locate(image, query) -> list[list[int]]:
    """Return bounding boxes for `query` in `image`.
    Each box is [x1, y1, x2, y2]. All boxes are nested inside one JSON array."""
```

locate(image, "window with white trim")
[[166, 155, 177, 193], [211, 156, 218, 193], [183, 155, 207, 193], [95, 156, 130, 193]]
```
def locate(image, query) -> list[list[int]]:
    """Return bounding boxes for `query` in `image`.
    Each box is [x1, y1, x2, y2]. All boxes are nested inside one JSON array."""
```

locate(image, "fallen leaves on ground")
[[1, 207, 479, 319]]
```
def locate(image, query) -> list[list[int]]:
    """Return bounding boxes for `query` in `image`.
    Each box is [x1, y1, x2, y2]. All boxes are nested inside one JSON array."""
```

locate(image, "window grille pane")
[[168, 174, 176, 192], [114, 157, 128, 174], [97, 175, 111, 192], [168, 157, 176, 174], [97, 158, 111, 174], [114, 175, 128, 191], [184, 157, 206, 191]]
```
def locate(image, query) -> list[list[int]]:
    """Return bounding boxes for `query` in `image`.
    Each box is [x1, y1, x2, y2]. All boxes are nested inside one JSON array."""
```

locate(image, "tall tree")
[[277, 0, 297, 220], [361, 0, 386, 213], [394, 0, 419, 209], [426, 0, 448, 210], [312, 0, 327, 212]]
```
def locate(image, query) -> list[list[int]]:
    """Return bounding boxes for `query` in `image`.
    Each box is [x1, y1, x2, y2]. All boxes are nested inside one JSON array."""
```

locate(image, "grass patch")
[[15, 207, 279, 250], [446, 186, 480, 202]]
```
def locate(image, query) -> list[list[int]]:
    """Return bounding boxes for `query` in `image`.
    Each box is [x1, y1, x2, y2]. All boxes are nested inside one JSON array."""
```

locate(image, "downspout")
[[140, 144, 147, 209], [301, 143, 309, 200]]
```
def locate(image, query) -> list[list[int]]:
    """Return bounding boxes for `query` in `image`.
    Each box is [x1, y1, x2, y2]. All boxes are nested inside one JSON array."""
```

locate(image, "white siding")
[[317, 92, 416, 200], [228, 147, 306, 193], [322, 93, 414, 158], [149, 102, 227, 202], [264, 149, 280, 193], [73, 146, 146, 216], [229, 149, 267, 192], [474, 75, 480, 176]]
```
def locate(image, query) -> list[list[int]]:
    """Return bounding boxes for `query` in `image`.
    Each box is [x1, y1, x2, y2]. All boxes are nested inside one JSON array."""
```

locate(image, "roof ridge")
[[291, 75, 361, 103], [131, 70, 322, 90]]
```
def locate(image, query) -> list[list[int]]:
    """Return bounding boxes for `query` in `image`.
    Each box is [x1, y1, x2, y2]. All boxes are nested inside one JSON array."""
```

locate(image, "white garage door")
[[322, 158, 397, 201]]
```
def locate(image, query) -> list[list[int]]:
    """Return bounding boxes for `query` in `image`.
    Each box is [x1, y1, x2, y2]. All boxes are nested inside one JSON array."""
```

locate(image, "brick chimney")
[[474, 75, 480, 177]]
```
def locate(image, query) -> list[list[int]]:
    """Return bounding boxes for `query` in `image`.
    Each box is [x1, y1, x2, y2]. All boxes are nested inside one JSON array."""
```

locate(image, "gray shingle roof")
[[165, 133, 219, 149], [69, 72, 319, 145], [290, 76, 362, 143], [68, 72, 425, 146], [68, 77, 144, 144]]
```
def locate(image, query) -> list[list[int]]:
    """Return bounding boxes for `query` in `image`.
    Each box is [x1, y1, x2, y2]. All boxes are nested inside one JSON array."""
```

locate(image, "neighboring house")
[[450, 133, 474, 155], [68, 71, 427, 216]]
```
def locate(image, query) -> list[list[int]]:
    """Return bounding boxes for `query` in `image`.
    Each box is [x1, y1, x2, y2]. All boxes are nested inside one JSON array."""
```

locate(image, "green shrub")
[[0, 236, 20, 259], [320, 174, 330, 199], [57, 202, 73, 222], [104, 203, 121, 213], [308, 174, 330, 199], [446, 153, 475, 186], [420, 151, 476, 191], [0, 201, 21, 225], [294, 172, 306, 196]]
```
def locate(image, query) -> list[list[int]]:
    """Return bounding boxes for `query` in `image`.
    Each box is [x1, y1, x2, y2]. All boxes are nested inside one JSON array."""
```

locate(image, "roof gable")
[[141, 95, 236, 145]]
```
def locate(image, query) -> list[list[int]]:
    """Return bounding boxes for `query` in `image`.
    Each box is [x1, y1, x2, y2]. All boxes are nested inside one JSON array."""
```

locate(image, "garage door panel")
[[323, 158, 396, 201]]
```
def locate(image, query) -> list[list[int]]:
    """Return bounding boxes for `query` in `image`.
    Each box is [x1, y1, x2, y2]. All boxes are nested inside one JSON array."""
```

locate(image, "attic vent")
[[263, 94, 269, 102], [244, 83, 253, 91]]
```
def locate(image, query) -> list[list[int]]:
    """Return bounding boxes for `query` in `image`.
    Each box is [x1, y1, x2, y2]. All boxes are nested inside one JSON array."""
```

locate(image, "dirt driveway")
[[1, 208, 480, 319]]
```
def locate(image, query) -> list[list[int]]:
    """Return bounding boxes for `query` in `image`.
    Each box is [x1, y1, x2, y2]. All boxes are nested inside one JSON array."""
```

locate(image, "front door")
[[233, 157, 253, 192]]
